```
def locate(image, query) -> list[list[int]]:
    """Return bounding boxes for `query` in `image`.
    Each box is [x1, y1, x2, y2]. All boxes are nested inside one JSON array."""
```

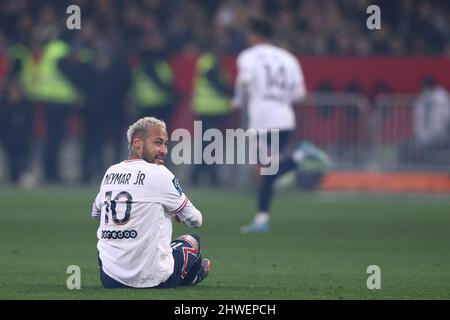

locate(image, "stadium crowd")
[[0, 0, 449, 57]]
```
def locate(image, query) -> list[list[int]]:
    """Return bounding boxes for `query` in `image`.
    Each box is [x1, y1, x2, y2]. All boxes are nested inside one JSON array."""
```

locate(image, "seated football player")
[[91, 116, 211, 288]]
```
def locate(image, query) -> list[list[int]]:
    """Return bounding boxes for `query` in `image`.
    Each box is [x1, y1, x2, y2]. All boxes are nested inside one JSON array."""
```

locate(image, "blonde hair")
[[126, 117, 166, 148]]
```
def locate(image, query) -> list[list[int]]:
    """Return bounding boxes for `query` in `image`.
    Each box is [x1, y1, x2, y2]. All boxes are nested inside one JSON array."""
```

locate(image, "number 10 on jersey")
[[103, 191, 133, 225]]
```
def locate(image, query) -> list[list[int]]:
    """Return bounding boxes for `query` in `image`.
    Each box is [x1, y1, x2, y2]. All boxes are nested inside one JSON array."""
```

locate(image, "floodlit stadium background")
[[0, 0, 449, 300]]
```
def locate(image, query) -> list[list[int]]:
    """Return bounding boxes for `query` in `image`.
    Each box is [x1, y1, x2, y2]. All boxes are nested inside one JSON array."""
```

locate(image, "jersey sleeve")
[[157, 166, 188, 214], [176, 199, 202, 228], [91, 192, 102, 221]]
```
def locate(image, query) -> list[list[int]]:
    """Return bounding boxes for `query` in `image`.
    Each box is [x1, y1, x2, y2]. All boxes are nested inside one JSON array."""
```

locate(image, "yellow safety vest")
[[131, 61, 173, 108], [11, 41, 81, 104], [192, 54, 229, 115]]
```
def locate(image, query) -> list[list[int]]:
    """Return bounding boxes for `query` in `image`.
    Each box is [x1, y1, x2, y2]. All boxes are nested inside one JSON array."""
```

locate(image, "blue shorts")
[[99, 233, 202, 289]]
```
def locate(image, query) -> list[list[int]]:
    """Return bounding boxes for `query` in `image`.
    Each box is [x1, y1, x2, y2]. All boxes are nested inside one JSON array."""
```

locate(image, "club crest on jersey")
[[172, 177, 183, 196]]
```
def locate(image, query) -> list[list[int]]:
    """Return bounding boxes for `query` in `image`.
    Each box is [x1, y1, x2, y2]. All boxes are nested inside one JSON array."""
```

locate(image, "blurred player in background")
[[91, 117, 211, 288], [232, 16, 330, 233]]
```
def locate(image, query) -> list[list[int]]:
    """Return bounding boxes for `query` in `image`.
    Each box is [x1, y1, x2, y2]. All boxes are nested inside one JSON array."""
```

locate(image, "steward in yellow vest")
[[130, 39, 178, 124], [190, 51, 232, 186], [8, 37, 81, 183], [192, 53, 232, 117], [57, 20, 131, 184], [9, 40, 81, 105]]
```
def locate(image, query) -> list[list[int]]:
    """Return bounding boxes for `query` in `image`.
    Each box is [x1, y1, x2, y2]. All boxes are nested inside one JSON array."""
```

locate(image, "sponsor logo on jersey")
[[101, 230, 137, 239], [172, 177, 183, 196]]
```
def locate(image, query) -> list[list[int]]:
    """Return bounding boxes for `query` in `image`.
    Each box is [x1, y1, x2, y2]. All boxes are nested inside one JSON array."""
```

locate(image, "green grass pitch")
[[1, 186, 449, 299]]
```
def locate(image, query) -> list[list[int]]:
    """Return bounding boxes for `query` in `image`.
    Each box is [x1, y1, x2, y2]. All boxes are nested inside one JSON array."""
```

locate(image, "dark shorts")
[[99, 234, 202, 289], [256, 129, 293, 164]]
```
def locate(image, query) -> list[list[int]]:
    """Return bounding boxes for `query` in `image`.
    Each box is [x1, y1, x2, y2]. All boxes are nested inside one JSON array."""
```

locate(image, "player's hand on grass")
[[172, 213, 181, 223], [230, 101, 240, 111]]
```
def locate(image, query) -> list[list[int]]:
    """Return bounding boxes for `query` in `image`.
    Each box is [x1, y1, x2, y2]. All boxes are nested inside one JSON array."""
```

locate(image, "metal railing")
[[372, 94, 449, 172], [298, 92, 450, 172], [1, 92, 448, 186], [297, 92, 372, 171]]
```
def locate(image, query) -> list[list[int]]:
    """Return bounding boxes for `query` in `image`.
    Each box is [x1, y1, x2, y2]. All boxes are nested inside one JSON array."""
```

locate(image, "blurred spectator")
[[0, 77, 32, 184], [370, 80, 393, 100], [316, 80, 336, 118], [370, 80, 394, 119], [412, 1, 446, 54], [400, 76, 450, 164], [0, 0, 448, 57], [371, 25, 392, 55], [129, 32, 178, 125], [190, 43, 233, 186], [60, 19, 97, 184], [344, 81, 364, 142], [8, 32, 81, 184], [61, 19, 130, 184]]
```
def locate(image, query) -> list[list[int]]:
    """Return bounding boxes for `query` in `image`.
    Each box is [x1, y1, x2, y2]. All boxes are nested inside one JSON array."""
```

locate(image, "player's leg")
[[243, 139, 331, 233], [241, 130, 294, 233], [241, 158, 297, 233], [257, 157, 297, 211], [174, 234, 211, 286], [157, 234, 211, 288]]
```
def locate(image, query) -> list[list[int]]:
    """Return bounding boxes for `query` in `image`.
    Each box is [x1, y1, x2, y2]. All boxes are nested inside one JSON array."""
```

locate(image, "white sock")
[[254, 212, 270, 225]]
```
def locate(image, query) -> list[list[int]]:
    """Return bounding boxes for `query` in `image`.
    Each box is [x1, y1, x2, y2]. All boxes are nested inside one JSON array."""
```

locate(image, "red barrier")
[[1, 54, 449, 139], [172, 55, 450, 95], [170, 56, 450, 140], [2, 54, 448, 95], [298, 57, 450, 94]]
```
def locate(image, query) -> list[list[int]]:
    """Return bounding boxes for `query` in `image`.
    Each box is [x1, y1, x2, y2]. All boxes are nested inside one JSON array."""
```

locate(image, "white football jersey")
[[233, 43, 306, 130], [91, 159, 200, 288]]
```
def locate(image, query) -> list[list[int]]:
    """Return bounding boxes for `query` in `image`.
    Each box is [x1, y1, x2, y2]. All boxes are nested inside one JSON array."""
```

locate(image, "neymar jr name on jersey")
[[103, 172, 146, 185]]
